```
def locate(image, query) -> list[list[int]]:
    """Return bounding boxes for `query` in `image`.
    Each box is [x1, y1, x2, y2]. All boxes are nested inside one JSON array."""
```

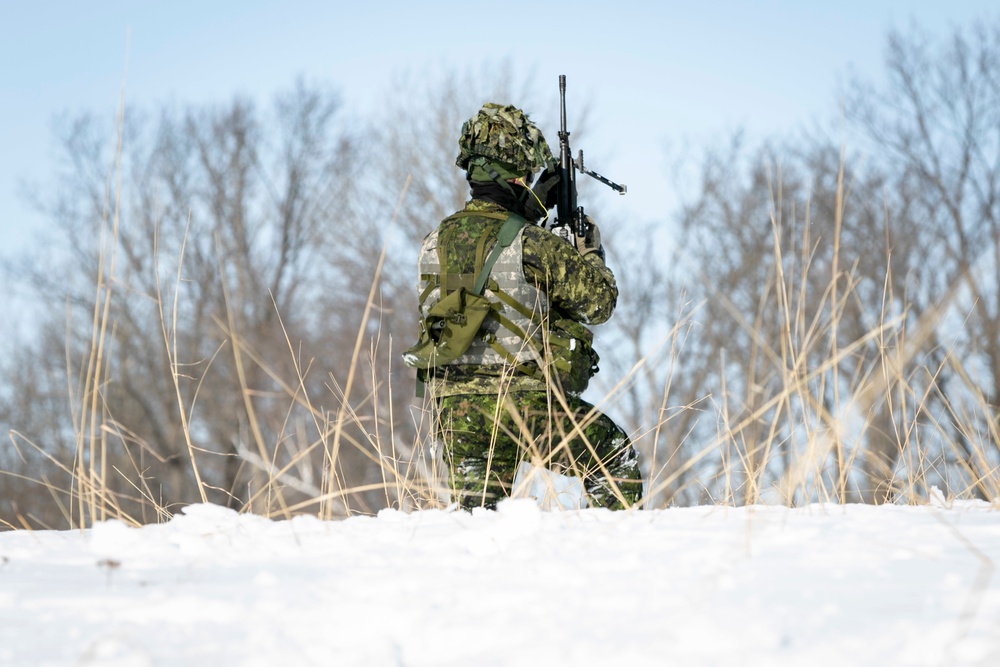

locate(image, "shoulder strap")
[[473, 213, 526, 295], [435, 211, 519, 299]]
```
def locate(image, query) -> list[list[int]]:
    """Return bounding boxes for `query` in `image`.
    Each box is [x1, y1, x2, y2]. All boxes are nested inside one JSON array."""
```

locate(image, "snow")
[[2, 500, 999, 666]]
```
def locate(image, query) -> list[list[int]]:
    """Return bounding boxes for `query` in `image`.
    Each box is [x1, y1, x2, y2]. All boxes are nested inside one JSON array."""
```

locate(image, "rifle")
[[553, 74, 627, 240]]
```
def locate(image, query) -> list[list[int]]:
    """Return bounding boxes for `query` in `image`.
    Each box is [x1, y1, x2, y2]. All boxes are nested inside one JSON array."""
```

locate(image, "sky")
[[1, 1, 998, 267]]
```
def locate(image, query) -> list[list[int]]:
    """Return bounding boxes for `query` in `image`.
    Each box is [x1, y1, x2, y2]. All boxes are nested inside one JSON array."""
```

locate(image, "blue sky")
[[2, 1, 998, 263]]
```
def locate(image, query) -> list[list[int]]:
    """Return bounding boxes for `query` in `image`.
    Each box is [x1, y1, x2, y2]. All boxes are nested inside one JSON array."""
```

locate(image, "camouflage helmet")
[[456, 103, 553, 180]]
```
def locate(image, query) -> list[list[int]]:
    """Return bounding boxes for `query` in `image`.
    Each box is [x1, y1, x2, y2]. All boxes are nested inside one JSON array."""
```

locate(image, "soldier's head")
[[456, 103, 553, 186]]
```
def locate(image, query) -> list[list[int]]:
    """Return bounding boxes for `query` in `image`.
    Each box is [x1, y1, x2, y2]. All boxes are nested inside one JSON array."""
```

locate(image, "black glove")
[[575, 217, 605, 260], [525, 167, 560, 221], [531, 167, 561, 210]]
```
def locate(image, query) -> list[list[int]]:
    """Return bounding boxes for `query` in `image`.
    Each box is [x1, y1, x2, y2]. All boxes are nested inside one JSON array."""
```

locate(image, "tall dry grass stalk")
[[6, 126, 1000, 530], [641, 153, 1000, 508], [70, 81, 130, 528]]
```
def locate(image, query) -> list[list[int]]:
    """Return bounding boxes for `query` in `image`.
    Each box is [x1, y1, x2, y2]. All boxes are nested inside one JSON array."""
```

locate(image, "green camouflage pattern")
[[417, 195, 638, 509], [456, 103, 553, 177], [435, 391, 642, 510], [418, 219, 547, 369], [434, 202, 504, 276], [521, 224, 617, 325], [422, 200, 619, 398]]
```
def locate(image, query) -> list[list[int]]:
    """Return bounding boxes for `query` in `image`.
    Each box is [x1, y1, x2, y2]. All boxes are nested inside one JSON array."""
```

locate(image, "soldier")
[[406, 102, 641, 510]]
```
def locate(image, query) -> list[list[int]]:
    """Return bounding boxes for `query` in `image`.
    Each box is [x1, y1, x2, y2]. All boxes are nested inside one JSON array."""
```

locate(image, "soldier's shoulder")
[[522, 224, 574, 255], [460, 199, 509, 217], [438, 200, 507, 227]]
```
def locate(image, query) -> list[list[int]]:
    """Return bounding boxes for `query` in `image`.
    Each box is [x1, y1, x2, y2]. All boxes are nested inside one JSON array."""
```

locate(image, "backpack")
[[402, 212, 526, 371]]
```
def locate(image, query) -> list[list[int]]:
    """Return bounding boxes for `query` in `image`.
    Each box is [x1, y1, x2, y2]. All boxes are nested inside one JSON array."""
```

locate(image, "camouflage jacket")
[[418, 199, 618, 396]]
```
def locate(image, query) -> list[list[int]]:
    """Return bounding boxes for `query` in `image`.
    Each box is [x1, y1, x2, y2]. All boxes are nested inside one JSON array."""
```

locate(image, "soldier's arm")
[[521, 225, 618, 325]]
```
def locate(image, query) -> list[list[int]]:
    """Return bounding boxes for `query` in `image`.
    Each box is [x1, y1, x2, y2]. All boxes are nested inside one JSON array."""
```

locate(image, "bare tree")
[[602, 19, 1000, 508], [660, 106, 1000, 507], [845, 19, 1000, 499], [0, 80, 393, 527]]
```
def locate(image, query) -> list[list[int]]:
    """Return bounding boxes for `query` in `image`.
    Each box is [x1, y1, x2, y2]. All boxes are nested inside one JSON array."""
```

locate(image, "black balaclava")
[[470, 179, 524, 214], [469, 177, 545, 223]]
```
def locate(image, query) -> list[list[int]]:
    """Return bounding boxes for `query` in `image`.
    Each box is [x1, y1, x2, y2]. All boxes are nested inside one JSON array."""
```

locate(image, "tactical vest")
[[417, 212, 548, 370]]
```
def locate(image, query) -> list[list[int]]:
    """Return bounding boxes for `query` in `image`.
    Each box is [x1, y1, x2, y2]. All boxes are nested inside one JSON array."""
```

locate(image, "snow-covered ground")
[[1, 498, 999, 666]]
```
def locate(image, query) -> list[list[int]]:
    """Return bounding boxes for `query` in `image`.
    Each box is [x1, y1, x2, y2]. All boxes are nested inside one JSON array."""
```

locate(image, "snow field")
[[1, 500, 999, 666]]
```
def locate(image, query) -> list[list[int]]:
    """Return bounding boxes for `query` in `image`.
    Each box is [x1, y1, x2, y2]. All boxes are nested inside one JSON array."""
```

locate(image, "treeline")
[[2, 21, 1000, 527]]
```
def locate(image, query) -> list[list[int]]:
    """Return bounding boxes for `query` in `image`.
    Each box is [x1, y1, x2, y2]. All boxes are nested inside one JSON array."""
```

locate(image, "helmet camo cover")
[[456, 103, 553, 177]]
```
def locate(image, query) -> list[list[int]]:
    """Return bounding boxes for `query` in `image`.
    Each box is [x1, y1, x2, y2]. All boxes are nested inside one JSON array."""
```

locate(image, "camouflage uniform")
[[411, 103, 641, 510], [420, 201, 641, 510], [437, 391, 640, 510]]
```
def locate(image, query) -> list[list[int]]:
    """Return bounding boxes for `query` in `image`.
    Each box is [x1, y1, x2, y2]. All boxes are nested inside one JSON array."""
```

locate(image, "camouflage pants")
[[434, 392, 642, 510]]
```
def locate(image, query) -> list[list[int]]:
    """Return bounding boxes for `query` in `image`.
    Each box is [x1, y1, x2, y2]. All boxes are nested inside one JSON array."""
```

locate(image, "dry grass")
[[4, 124, 999, 531]]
